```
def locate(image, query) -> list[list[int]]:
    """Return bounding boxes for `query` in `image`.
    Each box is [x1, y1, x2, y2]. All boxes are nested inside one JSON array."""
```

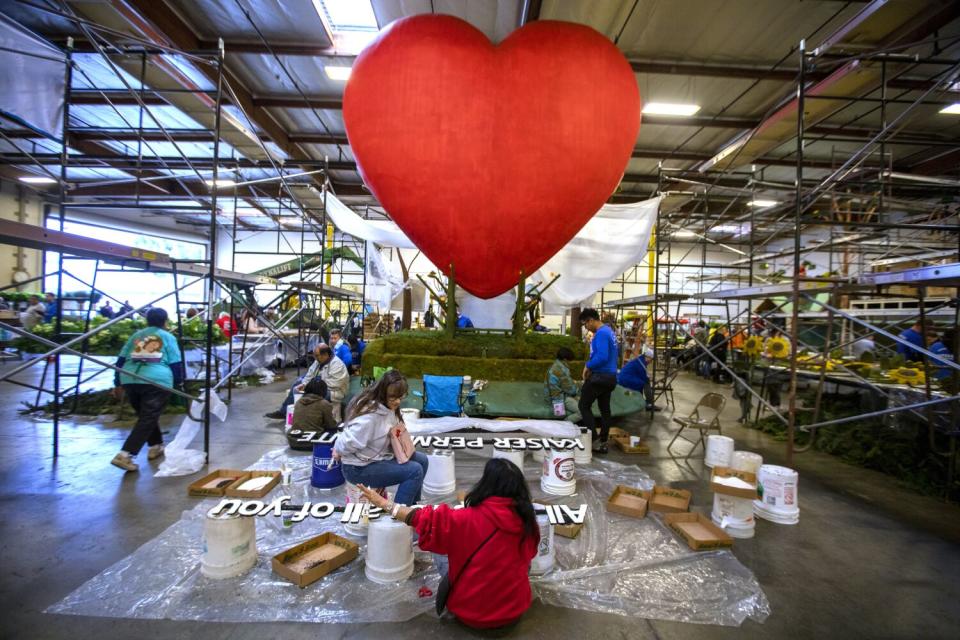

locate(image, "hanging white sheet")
[[329, 193, 660, 308], [326, 192, 417, 249], [364, 241, 405, 313], [532, 197, 660, 308], [0, 15, 66, 137]]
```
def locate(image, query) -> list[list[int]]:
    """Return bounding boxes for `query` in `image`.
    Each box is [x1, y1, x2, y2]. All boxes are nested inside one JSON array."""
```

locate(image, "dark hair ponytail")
[[465, 458, 538, 542]]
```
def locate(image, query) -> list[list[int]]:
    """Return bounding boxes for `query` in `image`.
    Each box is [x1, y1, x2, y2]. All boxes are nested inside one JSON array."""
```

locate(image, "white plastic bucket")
[[344, 482, 387, 537], [711, 493, 755, 539], [493, 448, 524, 472], [364, 517, 414, 583], [540, 449, 576, 496], [531, 449, 546, 463], [753, 464, 799, 525], [574, 428, 592, 466], [704, 435, 735, 469], [423, 449, 456, 495], [201, 508, 257, 579], [400, 408, 420, 423], [529, 509, 555, 575], [731, 450, 763, 474]]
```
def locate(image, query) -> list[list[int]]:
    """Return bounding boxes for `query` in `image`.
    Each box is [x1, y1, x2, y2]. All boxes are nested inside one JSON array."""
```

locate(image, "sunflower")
[[766, 336, 790, 359], [887, 367, 926, 386], [743, 335, 763, 357]]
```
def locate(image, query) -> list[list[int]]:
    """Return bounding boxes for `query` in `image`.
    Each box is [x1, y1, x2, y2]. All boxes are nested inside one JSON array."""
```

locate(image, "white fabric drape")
[[0, 15, 66, 137], [364, 242, 405, 313], [329, 193, 660, 309], [326, 192, 417, 249], [531, 197, 660, 307]]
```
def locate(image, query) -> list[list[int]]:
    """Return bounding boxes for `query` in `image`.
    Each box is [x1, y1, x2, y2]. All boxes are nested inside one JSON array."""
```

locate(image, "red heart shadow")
[[344, 15, 640, 298]]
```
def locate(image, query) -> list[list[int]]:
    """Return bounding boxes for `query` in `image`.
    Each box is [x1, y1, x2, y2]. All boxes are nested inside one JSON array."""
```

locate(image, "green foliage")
[[13, 314, 226, 354], [361, 330, 587, 381], [747, 395, 959, 501]]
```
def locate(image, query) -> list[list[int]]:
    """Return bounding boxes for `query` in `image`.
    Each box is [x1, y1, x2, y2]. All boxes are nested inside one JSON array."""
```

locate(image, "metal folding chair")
[[668, 392, 726, 457]]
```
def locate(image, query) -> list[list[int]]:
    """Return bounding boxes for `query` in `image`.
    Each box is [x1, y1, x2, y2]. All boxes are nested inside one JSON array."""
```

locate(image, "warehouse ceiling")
[[0, 0, 958, 241]]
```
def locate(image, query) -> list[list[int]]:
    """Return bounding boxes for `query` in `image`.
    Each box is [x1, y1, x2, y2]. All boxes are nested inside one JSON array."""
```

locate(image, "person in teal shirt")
[[544, 347, 581, 421], [111, 307, 184, 472]]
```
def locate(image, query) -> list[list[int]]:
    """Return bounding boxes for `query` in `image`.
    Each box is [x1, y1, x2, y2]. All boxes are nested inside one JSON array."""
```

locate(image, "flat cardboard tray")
[[612, 435, 650, 454], [606, 485, 649, 518], [642, 485, 692, 513], [271, 532, 359, 588], [188, 469, 251, 497], [710, 466, 759, 500], [663, 512, 734, 550], [554, 522, 584, 539], [225, 470, 282, 498]]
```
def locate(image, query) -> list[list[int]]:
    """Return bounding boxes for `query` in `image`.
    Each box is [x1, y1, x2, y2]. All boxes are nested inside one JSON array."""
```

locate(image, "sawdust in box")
[[272, 532, 359, 588], [225, 470, 282, 499], [554, 521, 584, 539], [663, 512, 733, 550], [188, 469, 251, 497]]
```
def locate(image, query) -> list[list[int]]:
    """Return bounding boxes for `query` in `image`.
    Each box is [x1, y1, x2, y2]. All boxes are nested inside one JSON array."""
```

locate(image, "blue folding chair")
[[420, 374, 464, 417]]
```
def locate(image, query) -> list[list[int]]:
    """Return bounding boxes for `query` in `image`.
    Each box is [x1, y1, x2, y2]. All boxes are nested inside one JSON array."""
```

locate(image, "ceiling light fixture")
[[748, 199, 779, 208], [673, 230, 697, 238], [205, 179, 236, 188], [642, 102, 701, 117], [19, 175, 57, 184], [324, 65, 352, 81], [939, 103, 960, 114]]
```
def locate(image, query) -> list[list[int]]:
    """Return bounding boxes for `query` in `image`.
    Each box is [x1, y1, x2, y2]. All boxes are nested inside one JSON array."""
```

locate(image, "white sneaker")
[[111, 451, 139, 472], [147, 444, 165, 460]]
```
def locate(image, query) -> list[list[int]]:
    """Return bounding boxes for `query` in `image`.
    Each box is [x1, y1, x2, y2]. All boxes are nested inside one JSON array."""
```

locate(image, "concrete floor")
[[2, 360, 959, 639]]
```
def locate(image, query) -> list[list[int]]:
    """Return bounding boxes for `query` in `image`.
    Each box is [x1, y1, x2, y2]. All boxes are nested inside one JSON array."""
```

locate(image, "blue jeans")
[[342, 451, 429, 505]]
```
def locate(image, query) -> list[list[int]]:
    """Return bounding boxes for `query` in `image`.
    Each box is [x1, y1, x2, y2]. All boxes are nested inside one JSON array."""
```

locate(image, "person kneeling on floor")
[[356, 457, 539, 630], [617, 347, 661, 412], [332, 370, 428, 506], [110, 307, 184, 472]]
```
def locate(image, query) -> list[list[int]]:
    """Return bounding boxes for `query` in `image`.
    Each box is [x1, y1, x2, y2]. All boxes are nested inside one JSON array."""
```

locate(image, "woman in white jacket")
[[333, 370, 428, 505]]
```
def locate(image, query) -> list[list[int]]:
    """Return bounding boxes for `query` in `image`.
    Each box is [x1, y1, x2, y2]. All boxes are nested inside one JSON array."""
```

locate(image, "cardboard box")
[[554, 522, 584, 539], [606, 485, 649, 518], [608, 427, 650, 454], [710, 467, 759, 500], [663, 512, 734, 550], [225, 470, 282, 498], [271, 532, 359, 588], [188, 469, 251, 497], [642, 486, 692, 513]]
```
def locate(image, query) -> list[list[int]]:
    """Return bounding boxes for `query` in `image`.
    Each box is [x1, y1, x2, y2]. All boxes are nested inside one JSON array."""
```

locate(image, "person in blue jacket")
[[456, 306, 474, 329], [929, 328, 956, 381], [110, 307, 184, 472], [618, 348, 661, 411], [896, 322, 925, 362], [329, 328, 353, 369], [577, 308, 619, 453]]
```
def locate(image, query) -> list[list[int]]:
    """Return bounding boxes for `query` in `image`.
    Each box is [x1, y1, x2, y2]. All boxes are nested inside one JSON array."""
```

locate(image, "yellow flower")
[[766, 336, 790, 359], [743, 335, 763, 357], [888, 367, 926, 386]]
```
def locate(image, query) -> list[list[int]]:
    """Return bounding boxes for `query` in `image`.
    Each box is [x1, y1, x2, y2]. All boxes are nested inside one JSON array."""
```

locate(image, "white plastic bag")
[[155, 390, 227, 477]]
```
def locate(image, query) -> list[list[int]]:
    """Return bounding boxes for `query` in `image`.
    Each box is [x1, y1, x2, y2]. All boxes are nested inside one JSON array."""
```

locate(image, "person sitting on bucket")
[[356, 457, 539, 630], [332, 370, 428, 506], [292, 378, 337, 433]]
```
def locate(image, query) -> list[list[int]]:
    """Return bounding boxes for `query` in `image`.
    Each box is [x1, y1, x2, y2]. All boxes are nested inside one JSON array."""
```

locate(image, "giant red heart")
[[343, 15, 640, 299]]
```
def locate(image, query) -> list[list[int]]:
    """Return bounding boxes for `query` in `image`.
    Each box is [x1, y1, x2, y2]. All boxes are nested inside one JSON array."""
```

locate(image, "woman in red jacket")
[[358, 458, 539, 629]]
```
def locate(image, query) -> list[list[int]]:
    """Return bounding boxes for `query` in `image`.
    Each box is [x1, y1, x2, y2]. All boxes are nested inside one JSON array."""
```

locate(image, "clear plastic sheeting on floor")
[[48, 448, 769, 626]]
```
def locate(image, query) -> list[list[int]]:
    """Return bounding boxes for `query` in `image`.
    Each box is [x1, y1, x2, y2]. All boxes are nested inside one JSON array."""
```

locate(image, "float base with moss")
[[358, 331, 646, 419]]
